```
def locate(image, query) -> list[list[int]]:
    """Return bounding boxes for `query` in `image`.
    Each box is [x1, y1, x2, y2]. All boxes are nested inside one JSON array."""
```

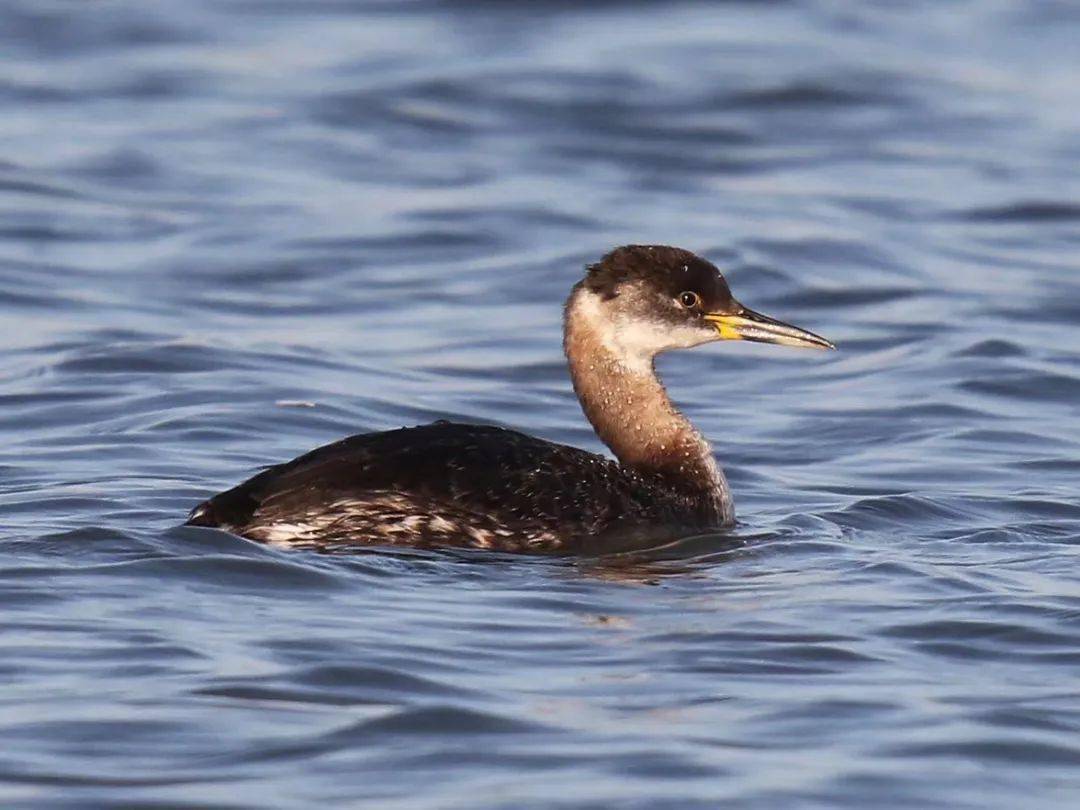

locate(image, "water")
[[2, 0, 1079, 806]]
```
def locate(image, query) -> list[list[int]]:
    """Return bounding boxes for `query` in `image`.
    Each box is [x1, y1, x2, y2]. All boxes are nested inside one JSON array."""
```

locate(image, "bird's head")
[[574, 245, 834, 362]]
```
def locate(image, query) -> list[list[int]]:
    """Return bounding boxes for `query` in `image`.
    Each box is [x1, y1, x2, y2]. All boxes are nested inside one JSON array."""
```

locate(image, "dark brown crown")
[[583, 245, 736, 312]]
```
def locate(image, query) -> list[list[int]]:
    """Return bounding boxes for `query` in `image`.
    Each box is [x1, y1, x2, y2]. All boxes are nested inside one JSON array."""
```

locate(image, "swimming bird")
[[186, 245, 833, 553]]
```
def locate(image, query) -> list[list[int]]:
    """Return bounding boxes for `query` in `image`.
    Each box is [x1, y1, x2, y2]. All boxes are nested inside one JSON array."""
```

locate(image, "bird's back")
[[187, 422, 714, 552]]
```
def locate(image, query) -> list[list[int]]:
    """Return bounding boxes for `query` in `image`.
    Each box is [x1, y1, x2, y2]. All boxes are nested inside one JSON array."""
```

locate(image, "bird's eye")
[[678, 291, 701, 309]]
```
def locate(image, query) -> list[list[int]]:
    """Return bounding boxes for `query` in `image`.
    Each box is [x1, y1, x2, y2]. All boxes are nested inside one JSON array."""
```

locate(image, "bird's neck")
[[563, 286, 727, 506]]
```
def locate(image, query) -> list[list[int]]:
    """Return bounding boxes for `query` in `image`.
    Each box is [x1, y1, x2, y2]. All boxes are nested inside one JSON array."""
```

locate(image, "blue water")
[[2, 1, 1080, 807]]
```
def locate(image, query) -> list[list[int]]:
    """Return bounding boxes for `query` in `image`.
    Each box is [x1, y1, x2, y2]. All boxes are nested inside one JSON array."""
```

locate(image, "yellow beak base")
[[703, 308, 835, 351]]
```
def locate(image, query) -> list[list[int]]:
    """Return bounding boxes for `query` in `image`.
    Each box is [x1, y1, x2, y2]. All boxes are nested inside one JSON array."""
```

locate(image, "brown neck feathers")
[[563, 285, 725, 500]]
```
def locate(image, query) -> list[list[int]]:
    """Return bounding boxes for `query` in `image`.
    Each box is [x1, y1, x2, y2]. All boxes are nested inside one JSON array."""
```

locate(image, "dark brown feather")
[[187, 422, 721, 552]]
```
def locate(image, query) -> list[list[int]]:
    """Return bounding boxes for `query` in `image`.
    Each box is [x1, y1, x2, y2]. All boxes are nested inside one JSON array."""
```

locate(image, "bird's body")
[[187, 245, 832, 553], [186, 422, 725, 553]]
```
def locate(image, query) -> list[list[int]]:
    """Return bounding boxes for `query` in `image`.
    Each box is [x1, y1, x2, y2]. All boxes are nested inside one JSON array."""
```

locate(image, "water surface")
[[2, 1, 1079, 807]]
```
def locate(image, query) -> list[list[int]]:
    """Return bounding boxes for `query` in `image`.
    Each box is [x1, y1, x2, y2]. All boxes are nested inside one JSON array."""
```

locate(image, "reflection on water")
[[2, 0, 1080, 807]]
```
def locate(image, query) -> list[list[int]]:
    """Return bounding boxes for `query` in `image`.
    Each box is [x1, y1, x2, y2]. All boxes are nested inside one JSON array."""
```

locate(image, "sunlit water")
[[2, 1, 1079, 807]]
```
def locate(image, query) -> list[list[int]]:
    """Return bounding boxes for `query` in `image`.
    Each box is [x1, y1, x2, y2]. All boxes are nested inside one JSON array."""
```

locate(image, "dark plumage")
[[187, 422, 714, 553], [187, 244, 833, 553], [584, 245, 736, 314]]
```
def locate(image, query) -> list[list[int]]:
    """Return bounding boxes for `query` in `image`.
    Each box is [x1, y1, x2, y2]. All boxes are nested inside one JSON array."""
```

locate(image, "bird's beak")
[[703, 306, 835, 350]]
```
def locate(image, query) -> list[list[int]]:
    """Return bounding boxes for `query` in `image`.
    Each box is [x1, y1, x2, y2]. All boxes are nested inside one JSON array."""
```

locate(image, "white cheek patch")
[[615, 317, 712, 355], [572, 288, 712, 374]]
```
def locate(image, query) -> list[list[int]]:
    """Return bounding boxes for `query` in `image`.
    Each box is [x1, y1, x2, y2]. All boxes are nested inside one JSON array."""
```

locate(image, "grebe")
[[187, 245, 833, 553]]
